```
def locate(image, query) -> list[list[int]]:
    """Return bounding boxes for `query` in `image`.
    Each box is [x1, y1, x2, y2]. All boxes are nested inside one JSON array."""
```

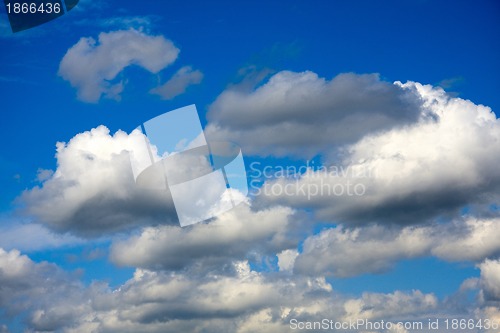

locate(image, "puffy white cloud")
[[1, 248, 493, 333], [431, 218, 500, 262], [295, 225, 432, 277], [256, 81, 500, 224], [58, 29, 179, 102], [150, 65, 203, 100], [0, 248, 88, 331], [342, 290, 438, 322], [295, 217, 500, 277], [110, 204, 302, 271], [206, 70, 423, 157], [478, 259, 500, 302], [277, 249, 299, 272], [21, 126, 177, 237]]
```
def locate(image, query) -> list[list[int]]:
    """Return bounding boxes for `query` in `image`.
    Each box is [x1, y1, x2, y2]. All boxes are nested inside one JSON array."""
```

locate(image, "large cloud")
[[294, 217, 500, 277], [478, 259, 500, 302], [0, 248, 88, 332], [3, 247, 500, 333], [21, 126, 177, 237], [255, 81, 500, 224], [206, 71, 423, 157], [110, 204, 304, 271], [58, 29, 179, 102], [1, 248, 447, 333]]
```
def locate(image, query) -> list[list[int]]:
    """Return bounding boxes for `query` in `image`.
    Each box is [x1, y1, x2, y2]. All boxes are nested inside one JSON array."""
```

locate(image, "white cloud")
[[21, 126, 177, 237], [0, 248, 88, 331], [58, 29, 179, 102], [206, 71, 423, 157], [2, 247, 494, 333], [295, 217, 500, 277], [277, 249, 299, 272], [478, 259, 500, 302], [295, 225, 432, 277], [110, 204, 301, 271], [256, 81, 500, 224], [150, 66, 203, 100], [342, 290, 437, 322]]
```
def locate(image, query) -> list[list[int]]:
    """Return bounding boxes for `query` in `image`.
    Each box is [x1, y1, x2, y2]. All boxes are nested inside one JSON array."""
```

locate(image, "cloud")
[[0, 248, 88, 331], [294, 217, 500, 277], [0, 249, 448, 333], [150, 66, 203, 100], [4, 247, 499, 333], [58, 29, 179, 102], [295, 224, 432, 277], [342, 290, 437, 322], [110, 204, 303, 271], [21, 126, 177, 237], [0, 222, 83, 252], [478, 259, 500, 302], [277, 249, 299, 272], [206, 70, 423, 157], [255, 81, 500, 225]]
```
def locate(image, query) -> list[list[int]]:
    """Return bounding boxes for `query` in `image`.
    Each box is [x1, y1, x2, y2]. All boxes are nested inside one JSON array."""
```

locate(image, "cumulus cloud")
[[206, 70, 423, 157], [277, 249, 299, 272], [0, 248, 88, 331], [478, 259, 500, 302], [256, 81, 500, 224], [58, 29, 179, 102], [110, 204, 303, 271], [342, 290, 437, 322], [295, 217, 500, 277], [150, 65, 203, 100], [295, 225, 431, 277], [21, 126, 177, 237], [0, 249, 448, 333]]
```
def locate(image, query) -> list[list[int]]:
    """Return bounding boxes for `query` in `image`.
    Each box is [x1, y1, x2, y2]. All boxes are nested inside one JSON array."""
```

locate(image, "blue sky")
[[0, 1, 499, 332]]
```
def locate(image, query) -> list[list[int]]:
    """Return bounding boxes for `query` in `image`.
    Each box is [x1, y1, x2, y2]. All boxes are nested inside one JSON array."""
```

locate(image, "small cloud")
[[58, 29, 179, 103], [36, 169, 54, 182], [438, 76, 465, 90], [150, 66, 203, 100]]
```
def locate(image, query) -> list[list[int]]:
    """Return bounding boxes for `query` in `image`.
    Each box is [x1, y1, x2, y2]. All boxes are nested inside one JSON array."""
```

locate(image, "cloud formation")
[[21, 126, 177, 237], [110, 204, 302, 271], [150, 66, 204, 100], [206, 71, 423, 157], [256, 81, 500, 224], [294, 217, 500, 277], [58, 29, 179, 102], [1, 249, 452, 333]]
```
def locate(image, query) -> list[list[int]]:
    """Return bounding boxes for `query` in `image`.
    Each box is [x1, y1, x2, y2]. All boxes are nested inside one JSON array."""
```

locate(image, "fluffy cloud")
[[58, 29, 179, 102], [0, 248, 88, 331], [150, 65, 203, 100], [21, 126, 177, 237], [295, 225, 431, 277], [0, 249, 448, 333], [478, 259, 500, 302], [256, 81, 500, 224], [206, 71, 423, 157], [294, 217, 500, 277], [342, 290, 437, 322], [110, 204, 303, 271]]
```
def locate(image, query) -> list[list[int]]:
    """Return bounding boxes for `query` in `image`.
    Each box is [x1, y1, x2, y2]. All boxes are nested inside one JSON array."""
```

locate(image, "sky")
[[0, 0, 499, 332]]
